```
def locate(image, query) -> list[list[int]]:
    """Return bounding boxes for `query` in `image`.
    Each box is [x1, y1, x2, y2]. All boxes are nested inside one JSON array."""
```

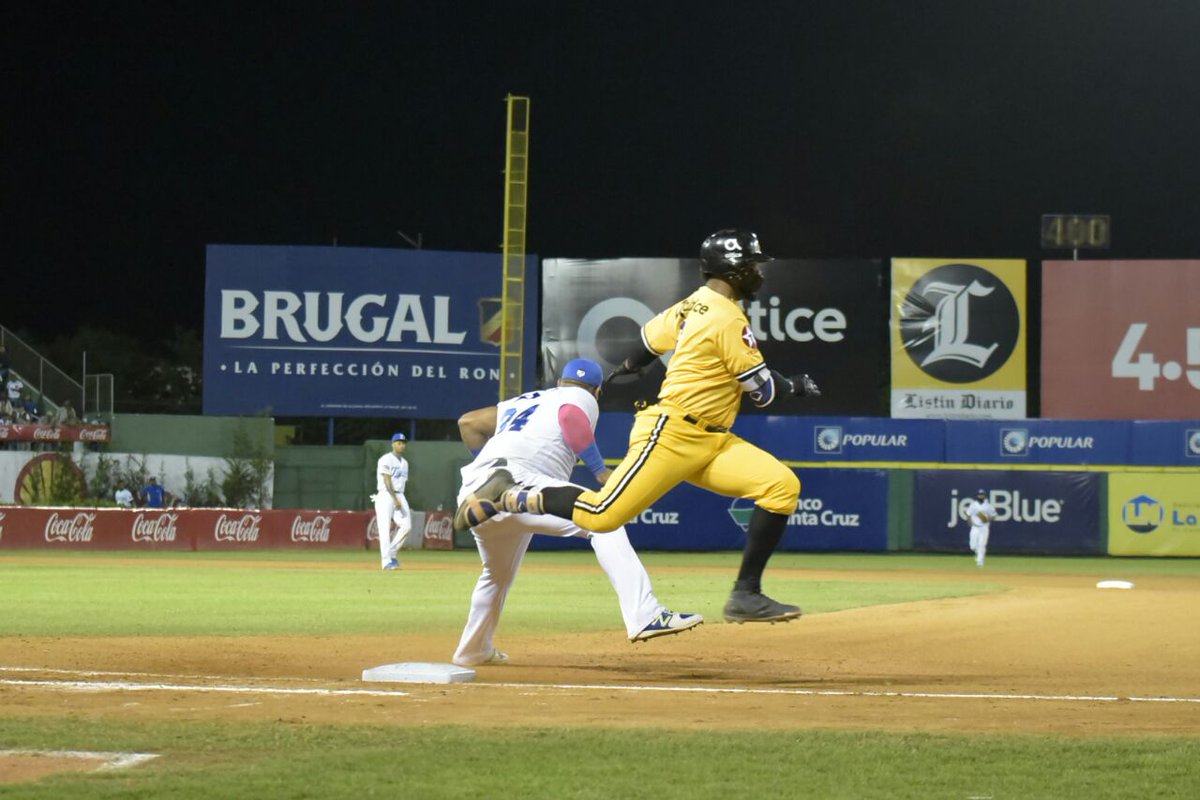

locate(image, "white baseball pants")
[[452, 471, 663, 667], [969, 524, 989, 567], [375, 492, 412, 567]]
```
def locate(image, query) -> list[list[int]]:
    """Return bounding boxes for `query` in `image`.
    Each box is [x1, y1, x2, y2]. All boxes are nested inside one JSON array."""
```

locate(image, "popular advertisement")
[[0, 507, 375, 550], [1042, 260, 1200, 419], [541, 257, 888, 416], [913, 470, 1102, 555], [530, 467, 889, 552], [890, 258, 1027, 419], [1130, 421, 1200, 467], [1108, 473, 1200, 556], [203, 245, 538, 418], [944, 419, 1130, 465], [771, 416, 944, 463], [593, 413, 943, 465]]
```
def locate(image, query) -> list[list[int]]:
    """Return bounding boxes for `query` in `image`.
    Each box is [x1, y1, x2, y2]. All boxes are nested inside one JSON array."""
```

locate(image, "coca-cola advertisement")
[[130, 512, 182, 546], [43, 510, 98, 544], [290, 514, 333, 544], [421, 510, 455, 551], [0, 507, 373, 550], [0, 423, 111, 443]]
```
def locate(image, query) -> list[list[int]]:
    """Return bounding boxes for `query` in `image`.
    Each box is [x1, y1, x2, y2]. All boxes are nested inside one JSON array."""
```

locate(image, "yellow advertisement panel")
[[1108, 473, 1200, 556], [891, 258, 1027, 418]]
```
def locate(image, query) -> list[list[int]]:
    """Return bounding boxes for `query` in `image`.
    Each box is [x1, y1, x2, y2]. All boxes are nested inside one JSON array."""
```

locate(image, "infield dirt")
[[2, 564, 1197, 741]]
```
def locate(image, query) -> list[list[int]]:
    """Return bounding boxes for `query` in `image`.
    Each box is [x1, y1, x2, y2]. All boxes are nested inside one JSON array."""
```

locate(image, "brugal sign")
[[203, 245, 538, 418]]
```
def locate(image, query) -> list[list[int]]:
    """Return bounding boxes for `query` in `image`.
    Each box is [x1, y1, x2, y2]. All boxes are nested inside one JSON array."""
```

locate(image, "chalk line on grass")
[[2, 666, 1198, 705], [0, 749, 159, 770], [1, 678, 411, 698], [487, 682, 1200, 704]]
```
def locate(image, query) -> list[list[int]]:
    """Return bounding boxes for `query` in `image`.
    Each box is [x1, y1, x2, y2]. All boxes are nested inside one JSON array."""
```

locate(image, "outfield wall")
[[526, 413, 1200, 557], [0, 507, 373, 550], [4, 415, 1197, 556]]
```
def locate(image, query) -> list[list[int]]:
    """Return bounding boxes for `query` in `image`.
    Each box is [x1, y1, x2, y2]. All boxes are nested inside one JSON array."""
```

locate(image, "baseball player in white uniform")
[[452, 358, 702, 667], [966, 489, 995, 568], [374, 433, 412, 570]]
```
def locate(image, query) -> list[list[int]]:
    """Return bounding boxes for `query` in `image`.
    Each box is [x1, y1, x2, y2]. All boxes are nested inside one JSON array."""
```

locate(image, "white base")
[[361, 662, 475, 684], [1096, 580, 1135, 590]]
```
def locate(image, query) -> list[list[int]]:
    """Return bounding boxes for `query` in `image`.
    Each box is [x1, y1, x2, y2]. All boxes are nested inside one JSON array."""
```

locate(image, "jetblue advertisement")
[[203, 245, 538, 418], [913, 470, 1102, 555], [532, 467, 889, 552]]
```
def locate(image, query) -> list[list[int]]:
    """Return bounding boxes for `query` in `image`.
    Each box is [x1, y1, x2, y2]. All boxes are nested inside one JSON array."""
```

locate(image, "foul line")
[[0, 749, 159, 770], [487, 682, 1200, 704], [1, 667, 1197, 705], [1, 678, 410, 698]]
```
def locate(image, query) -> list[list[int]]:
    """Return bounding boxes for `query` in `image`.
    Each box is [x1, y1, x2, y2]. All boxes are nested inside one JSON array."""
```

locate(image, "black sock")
[[541, 485, 584, 520], [734, 506, 789, 592]]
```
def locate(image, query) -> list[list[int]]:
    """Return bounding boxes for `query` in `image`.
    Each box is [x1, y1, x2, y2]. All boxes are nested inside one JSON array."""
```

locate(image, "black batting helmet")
[[699, 229, 773, 297]]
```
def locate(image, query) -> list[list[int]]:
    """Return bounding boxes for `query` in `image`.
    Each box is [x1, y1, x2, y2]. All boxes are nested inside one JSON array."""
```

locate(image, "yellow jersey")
[[642, 285, 764, 429]]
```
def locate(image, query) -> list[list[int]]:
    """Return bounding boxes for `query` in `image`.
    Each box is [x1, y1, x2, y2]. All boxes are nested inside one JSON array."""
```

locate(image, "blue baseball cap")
[[392, 433, 407, 442], [560, 358, 604, 388]]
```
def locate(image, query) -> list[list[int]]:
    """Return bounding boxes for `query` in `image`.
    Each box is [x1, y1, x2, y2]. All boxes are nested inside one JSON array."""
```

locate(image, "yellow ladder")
[[499, 94, 530, 402]]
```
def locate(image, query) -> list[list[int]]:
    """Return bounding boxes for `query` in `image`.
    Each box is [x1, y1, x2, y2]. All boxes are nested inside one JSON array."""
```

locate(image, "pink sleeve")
[[558, 403, 596, 454]]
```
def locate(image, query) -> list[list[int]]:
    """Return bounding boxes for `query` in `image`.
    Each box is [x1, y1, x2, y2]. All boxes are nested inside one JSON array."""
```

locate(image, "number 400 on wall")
[[1111, 323, 1200, 390]]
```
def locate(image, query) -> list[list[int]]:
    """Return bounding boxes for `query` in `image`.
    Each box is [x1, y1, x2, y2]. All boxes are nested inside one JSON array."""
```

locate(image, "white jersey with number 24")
[[463, 385, 599, 485]]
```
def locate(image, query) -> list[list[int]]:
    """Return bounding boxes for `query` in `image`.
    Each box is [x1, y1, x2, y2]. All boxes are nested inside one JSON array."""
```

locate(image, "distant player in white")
[[374, 433, 411, 570], [966, 489, 995, 568], [451, 358, 702, 667]]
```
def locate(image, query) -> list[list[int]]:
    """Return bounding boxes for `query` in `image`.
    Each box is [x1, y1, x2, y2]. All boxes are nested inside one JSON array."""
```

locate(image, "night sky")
[[7, 2, 1200, 346]]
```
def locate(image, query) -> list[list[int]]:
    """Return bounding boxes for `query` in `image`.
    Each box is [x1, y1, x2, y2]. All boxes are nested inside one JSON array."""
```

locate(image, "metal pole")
[[327, 417, 335, 446], [82, 350, 88, 416]]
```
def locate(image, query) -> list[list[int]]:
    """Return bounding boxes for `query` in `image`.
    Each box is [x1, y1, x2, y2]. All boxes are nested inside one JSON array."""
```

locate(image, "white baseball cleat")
[[454, 648, 509, 667], [630, 610, 704, 642]]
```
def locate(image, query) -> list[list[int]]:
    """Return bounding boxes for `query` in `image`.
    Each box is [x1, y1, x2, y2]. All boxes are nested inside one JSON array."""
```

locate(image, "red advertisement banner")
[[0, 507, 373, 550], [1042, 260, 1200, 419], [421, 510, 455, 550], [0, 424, 112, 443]]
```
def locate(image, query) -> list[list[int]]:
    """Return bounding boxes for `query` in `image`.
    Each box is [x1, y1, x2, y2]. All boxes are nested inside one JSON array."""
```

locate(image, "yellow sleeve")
[[716, 314, 765, 379], [642, 301, 683, 355]]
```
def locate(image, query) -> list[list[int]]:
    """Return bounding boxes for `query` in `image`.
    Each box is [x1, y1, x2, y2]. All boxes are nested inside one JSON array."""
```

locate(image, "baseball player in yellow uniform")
[[456, 229, 820, 623]]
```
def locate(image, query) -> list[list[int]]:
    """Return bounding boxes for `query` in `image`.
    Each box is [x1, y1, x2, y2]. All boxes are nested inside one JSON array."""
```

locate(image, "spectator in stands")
[[114, 482, 134, 508], [0, 345, 10, 384], [47, 400, 81, 427], [5, 375, 23, 407], [140, 476, 167, 508], [0, 397, 13, 422], [19, 394, 39, 422]]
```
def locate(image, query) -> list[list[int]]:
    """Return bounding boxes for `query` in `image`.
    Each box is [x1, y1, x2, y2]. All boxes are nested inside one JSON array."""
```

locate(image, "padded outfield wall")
[[527, 413, 1200, 556]]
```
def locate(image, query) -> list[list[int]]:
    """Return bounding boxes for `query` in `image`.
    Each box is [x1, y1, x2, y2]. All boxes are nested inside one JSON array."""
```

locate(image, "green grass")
[[2, 551, 1199, 798], [3, 549, 1196, 637], [0, 550, 999, 637], [0, 718, 1196, 800]]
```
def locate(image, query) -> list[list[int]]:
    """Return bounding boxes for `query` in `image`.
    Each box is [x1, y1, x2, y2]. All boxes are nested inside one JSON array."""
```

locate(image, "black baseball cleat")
[[452, 469, 517, 530], [722, 590, 803, 624]]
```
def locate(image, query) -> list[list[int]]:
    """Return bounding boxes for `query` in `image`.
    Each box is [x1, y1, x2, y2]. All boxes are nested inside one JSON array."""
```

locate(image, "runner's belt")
[[682, 414, 729, 434]]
